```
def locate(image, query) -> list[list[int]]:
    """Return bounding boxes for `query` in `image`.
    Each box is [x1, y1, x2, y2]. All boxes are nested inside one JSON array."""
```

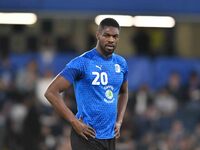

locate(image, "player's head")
[[98, 18, 120, 31], [96, 18, 120, 57]]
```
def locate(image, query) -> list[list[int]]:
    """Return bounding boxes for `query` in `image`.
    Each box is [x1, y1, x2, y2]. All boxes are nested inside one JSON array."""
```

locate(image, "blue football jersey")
[[59, 48, 128, 139]]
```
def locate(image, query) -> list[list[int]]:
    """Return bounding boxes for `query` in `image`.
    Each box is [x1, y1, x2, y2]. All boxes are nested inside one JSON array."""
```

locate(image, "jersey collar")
[[92, 48, 113, 61]]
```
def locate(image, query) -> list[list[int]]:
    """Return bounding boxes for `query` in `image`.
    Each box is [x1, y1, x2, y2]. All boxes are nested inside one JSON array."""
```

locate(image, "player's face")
[[96, 26, 119, 56]]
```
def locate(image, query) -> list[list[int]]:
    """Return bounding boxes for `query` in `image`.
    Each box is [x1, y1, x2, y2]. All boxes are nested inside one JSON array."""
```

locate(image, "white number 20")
[[92, 72, 108, 85]]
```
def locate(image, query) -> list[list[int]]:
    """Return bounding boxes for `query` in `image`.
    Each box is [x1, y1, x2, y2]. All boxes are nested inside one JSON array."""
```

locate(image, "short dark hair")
[[98, 18, 120, 30]]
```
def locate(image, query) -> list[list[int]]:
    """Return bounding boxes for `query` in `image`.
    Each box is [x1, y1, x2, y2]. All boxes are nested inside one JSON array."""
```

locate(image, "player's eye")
[[113, 35, 119, 39], [103, 34, 110, 38]]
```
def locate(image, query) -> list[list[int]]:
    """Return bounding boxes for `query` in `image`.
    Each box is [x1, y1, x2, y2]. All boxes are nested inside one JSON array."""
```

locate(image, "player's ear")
[[96, 31, 100, 40]]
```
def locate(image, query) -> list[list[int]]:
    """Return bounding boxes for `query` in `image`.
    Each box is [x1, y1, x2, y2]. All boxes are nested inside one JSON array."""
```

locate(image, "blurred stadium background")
[[0, 0, 200, 149]]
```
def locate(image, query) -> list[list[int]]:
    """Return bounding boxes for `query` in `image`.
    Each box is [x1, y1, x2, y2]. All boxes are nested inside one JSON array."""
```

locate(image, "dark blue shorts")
[[70, 128, 115, 150]]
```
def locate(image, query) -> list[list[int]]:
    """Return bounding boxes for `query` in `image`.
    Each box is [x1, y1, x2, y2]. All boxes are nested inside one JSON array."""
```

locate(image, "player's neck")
[[95, 47, 112, 58]]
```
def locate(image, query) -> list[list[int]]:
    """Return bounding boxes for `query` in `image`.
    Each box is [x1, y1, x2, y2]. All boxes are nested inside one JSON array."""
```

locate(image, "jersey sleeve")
[[123, 60, 128, 83], [59, 56, 84, 83]]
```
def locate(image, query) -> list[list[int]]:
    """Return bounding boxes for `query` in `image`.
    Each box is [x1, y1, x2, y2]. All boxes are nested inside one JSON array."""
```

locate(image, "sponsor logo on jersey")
[[104, 85, 115, 103], [105, 89, 113, 100]]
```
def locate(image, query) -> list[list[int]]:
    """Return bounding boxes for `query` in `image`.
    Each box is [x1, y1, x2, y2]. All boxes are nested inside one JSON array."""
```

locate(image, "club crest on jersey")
[[115, 64, 121, 73]]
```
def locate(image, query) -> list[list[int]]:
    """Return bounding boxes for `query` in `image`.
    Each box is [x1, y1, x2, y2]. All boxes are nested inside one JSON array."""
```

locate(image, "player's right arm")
[[44, 75, 95, 139], [44, 75, 76, 124]]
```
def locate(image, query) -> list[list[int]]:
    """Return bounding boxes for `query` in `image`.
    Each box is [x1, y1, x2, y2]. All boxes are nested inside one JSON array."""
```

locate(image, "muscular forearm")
[[45, 87, 96, 140], [116, 92, 128, 125], [45, 90, 77, 124]]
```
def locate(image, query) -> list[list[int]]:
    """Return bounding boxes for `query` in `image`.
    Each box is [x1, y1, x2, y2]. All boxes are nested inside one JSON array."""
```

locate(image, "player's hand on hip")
[[71, 118, 96, 140], [114, 122, 121, 139]]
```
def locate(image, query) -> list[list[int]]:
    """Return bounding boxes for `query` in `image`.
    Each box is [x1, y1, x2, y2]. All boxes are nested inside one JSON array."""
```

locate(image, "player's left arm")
[[115, 80, 128, 139]]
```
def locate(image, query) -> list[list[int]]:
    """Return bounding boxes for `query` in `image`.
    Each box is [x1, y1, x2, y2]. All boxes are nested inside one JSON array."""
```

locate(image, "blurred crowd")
[[0, 50, 200, 150], [120, 70, 200, 150]]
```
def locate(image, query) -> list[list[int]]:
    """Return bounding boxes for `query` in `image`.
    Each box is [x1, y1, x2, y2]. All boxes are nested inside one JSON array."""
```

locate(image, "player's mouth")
[[105, 44, 115, 50]]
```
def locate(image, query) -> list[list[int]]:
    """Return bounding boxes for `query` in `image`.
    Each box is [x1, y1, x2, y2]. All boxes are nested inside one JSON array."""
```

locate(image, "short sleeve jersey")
[[59, 48, 128, 139]]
